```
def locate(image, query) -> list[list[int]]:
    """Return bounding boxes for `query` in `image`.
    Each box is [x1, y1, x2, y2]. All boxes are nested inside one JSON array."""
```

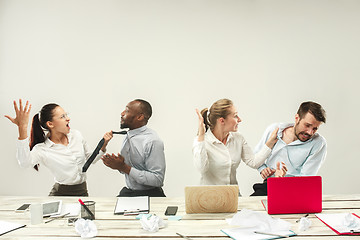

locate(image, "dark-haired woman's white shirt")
[[193, 130, 271, 186], [16, 129, 104, 185]]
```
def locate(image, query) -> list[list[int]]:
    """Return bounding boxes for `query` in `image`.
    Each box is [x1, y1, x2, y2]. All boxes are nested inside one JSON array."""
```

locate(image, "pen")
[[176, 232, 194, 240], [124, 209, 141, 216], [45, 212, 70, 223], [254, 231, 290, 238], [296, 214, 309, 223], [78, 199, 95, 220]]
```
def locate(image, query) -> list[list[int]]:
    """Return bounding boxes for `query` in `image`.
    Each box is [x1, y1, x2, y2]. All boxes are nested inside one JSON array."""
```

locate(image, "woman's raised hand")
[[4, 99, 32, 140], [5, 99, 31, 127], [196, 109, 206, 141], [265, 127, 279, 149]]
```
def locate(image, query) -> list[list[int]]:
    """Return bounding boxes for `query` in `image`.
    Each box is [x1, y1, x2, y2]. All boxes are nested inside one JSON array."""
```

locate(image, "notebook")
[[262, 176, 322, 214], [185, 185, 239, 214]]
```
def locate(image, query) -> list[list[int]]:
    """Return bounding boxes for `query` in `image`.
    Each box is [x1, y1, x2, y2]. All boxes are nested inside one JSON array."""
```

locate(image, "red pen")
[[78, 199, 95, 220]]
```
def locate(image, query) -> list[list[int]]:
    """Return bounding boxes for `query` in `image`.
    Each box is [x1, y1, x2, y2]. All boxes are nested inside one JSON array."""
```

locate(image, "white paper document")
[[221, 227, 296, 240], [0, 220, 26, 236], [114, 196, 149, 215], [60, 203, 81, 217], [316, 213, 360, 234]]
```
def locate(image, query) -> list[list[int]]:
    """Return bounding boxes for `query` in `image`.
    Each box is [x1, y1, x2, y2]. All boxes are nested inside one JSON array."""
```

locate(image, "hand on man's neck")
[[281, 126, 298, 144]]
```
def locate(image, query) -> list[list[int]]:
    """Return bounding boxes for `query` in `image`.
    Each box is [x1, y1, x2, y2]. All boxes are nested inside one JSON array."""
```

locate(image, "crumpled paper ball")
[[140, 215, 166, 232], [343, 213, 360, 229], [298, 217, 312, 231], [75, 218, 97, 238]]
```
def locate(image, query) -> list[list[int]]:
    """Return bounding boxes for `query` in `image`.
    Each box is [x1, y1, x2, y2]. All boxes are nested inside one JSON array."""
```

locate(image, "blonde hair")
[[201, 99, 233, 131]]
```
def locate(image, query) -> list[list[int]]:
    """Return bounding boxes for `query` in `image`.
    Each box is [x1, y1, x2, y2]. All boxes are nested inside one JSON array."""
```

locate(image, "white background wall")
[[0, 0, 359, 197]]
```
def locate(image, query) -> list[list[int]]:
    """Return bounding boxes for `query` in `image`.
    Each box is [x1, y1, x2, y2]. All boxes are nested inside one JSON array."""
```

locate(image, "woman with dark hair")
[[5, 99, 112, 196], [193, 99, 286, 194]]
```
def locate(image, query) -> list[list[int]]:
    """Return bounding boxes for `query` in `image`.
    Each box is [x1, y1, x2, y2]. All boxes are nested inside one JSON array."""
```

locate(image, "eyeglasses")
[[58, 113, 70, 120]]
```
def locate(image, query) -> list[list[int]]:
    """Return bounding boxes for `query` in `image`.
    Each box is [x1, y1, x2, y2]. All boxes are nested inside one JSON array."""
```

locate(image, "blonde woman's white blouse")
[[193, 130, 271, 185]]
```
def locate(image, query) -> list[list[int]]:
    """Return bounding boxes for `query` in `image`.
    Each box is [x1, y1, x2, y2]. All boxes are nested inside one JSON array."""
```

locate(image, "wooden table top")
[[0, 194, 359, 239]]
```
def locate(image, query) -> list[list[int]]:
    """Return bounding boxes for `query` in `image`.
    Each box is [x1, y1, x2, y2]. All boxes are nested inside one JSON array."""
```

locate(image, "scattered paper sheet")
[[0, 220, 26, 236], [316, 213, 360, 234], [222, 227, 295, 240], [60, 203, 81, 217], [226, 208, 291, 232]]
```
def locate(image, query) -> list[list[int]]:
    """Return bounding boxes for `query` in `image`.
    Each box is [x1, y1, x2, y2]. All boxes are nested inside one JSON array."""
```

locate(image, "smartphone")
[[15, 203, 31, 212], [165, 206, 178, 216]]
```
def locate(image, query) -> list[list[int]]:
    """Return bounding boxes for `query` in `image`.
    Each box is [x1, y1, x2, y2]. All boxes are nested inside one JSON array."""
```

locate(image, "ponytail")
[[29, 113, 45, 151], [202, 99, 233, 131], [201, 108, 211, 132], [29, 103, 59, 170]]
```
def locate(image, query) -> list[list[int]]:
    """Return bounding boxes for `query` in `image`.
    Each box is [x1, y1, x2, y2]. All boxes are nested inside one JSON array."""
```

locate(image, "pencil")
[[176, 232, 194, 240], [45, 212, 70, 224], [254, 231, 290, 238]]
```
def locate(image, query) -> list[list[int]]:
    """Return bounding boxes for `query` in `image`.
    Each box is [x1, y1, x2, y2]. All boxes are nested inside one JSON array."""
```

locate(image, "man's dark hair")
[[297, 101, 326, 123], [134, 99, 152, 122]]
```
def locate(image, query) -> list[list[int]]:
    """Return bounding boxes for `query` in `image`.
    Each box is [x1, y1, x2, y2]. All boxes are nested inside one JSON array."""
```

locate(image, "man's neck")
[[281, 126, 298, 144], [129, 123, 146, 131]]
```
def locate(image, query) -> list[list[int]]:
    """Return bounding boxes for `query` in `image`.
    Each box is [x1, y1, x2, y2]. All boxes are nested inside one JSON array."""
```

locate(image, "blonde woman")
[[193, 99, 286, 193]]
